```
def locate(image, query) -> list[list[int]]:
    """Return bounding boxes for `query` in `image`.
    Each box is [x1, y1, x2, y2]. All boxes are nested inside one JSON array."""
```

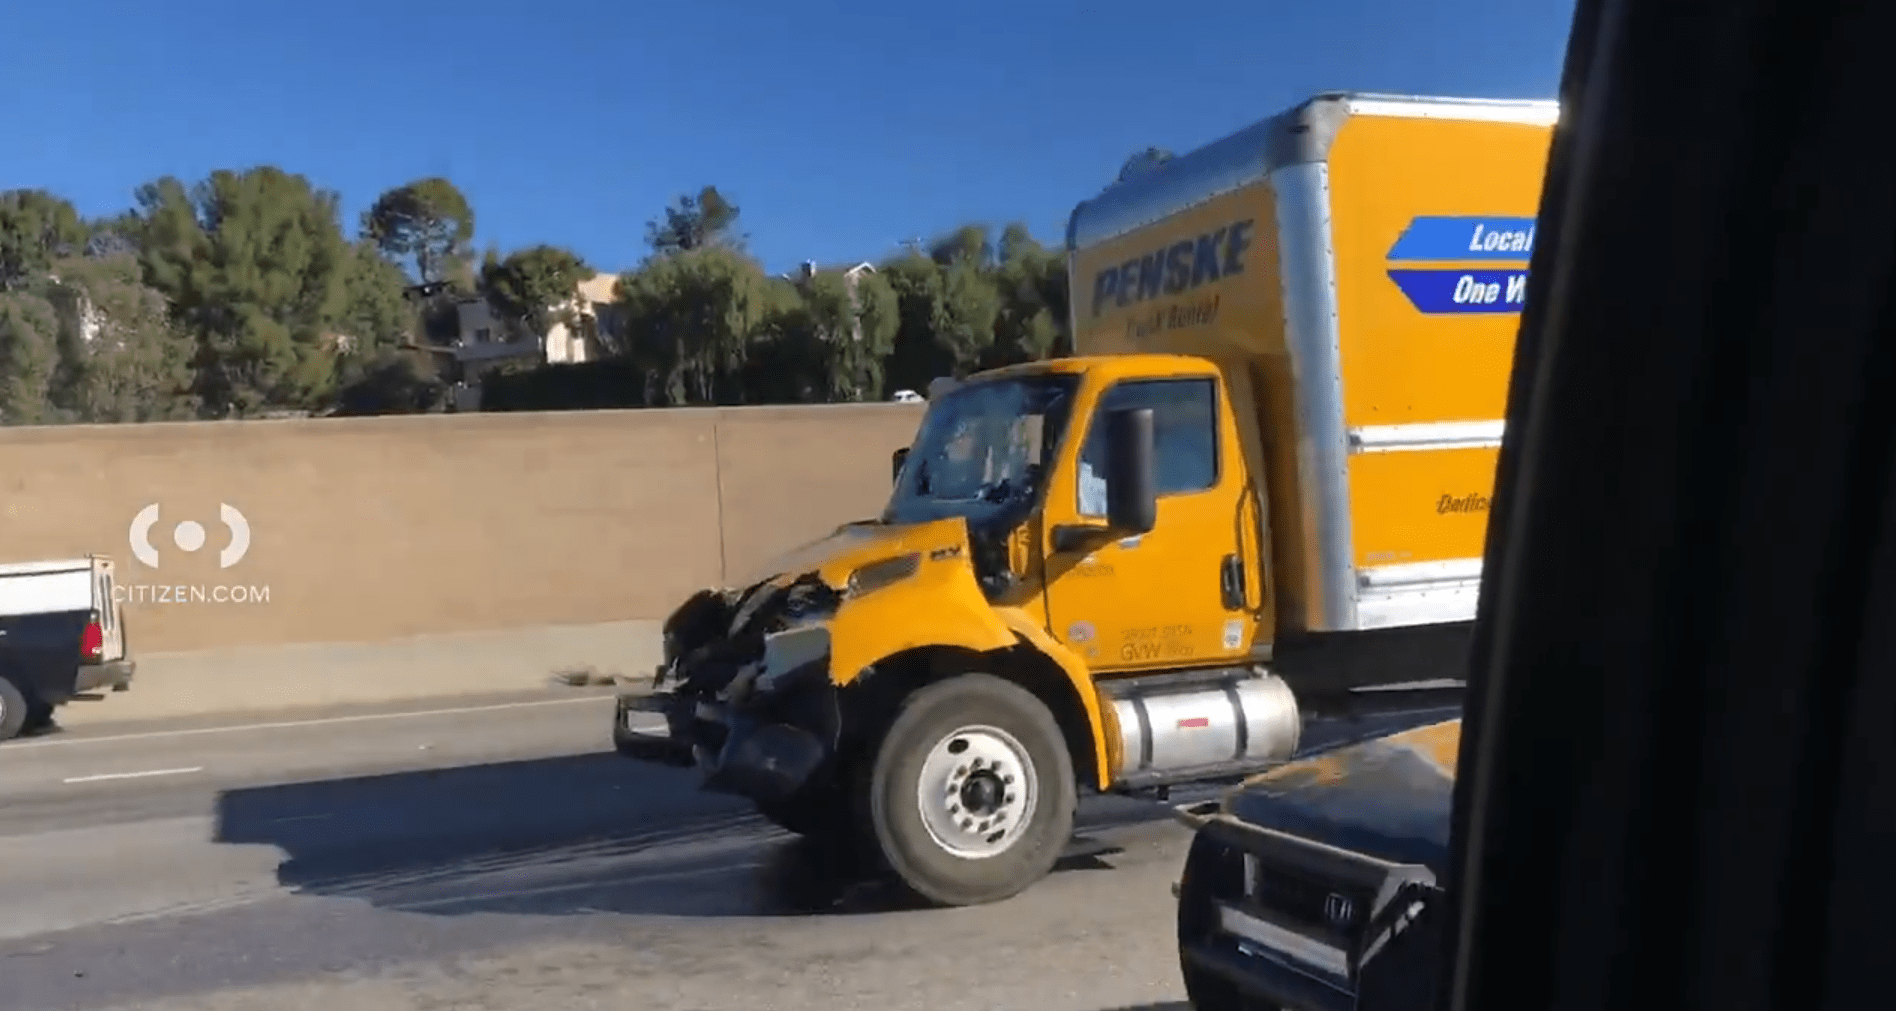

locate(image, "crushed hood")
[[735, 517, 974, 592]]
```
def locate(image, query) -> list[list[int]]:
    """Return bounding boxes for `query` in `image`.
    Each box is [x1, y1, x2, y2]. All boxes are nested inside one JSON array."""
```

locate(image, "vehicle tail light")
[[81, 615, 104, 661]]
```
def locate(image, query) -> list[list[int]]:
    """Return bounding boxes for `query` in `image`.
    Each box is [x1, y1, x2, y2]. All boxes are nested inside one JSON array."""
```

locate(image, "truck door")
[[1042, 375, 1252, 670]]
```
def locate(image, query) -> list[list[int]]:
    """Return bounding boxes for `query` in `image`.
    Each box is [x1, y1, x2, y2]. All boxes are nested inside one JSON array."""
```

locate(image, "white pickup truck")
[[0, 556, 136, 740]]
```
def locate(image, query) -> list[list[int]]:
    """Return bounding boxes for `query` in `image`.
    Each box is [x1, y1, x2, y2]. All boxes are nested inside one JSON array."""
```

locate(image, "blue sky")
[[3, 0, 1576, 278]]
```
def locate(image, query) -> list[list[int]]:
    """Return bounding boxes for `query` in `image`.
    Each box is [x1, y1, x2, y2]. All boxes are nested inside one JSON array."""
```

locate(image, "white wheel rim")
[[915, 723, 1039, 860]]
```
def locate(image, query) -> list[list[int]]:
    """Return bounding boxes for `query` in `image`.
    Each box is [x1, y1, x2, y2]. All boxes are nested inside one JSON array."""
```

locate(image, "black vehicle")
[[0, 557, 136, 741], [1173, 718, 1459, 1011]]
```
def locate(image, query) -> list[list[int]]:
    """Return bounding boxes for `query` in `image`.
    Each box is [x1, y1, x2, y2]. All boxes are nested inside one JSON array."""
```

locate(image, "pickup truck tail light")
[[81, 614, 104, 661]]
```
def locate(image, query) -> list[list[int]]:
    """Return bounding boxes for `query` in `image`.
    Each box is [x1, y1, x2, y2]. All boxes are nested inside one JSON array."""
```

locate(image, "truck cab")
[[614, 91, 1554, 908]]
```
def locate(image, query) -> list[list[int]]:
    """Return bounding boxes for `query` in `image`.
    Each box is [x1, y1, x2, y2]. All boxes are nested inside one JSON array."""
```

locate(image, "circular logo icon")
[[1066, 621, 1096, 644]]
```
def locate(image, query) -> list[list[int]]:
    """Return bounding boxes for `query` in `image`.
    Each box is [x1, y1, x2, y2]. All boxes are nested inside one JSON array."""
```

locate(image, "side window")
[[1076, 377, 1219, 516]]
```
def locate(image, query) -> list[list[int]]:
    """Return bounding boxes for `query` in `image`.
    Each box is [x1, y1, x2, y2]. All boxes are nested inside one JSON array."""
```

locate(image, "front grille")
[[1254, 864, 1363, 935]]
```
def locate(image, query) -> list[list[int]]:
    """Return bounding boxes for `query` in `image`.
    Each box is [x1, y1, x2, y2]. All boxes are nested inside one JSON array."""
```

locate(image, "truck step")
[[1111, 757, 1283, 795]]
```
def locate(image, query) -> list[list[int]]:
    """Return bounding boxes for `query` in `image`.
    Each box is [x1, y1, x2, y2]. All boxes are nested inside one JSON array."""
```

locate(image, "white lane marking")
[[11, 695, 617, 751], [63, 766, 205, 784]]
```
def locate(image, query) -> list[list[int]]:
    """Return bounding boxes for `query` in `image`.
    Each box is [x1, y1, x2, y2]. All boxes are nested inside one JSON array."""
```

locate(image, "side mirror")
[[891, 446, 911, 486], [1104, 407, 1157, 535]]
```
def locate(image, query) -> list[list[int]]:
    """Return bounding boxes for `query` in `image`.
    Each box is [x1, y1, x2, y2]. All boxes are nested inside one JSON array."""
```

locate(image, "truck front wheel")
[[865, 672, 1077, 907]]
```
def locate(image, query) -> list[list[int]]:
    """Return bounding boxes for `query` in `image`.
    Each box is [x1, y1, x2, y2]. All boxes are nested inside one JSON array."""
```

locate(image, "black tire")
[[0, 676, 28, 743], [863, 673, 1077, 907]]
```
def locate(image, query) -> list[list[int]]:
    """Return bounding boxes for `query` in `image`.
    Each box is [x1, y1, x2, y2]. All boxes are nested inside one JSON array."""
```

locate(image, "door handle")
[[1219, 554, 1246, 611]]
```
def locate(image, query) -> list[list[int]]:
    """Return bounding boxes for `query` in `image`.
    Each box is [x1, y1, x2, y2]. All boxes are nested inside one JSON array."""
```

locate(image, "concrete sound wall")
[[0, 404, 926, 655]]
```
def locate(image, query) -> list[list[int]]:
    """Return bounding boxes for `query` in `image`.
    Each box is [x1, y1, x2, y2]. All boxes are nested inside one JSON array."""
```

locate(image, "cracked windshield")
[[0, 1, 1572, 1009], [888, 377, 1076, 523]]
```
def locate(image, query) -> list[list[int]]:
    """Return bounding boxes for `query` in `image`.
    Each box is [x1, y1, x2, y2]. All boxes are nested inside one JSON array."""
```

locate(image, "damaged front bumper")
[[612, 622, 841, 806]]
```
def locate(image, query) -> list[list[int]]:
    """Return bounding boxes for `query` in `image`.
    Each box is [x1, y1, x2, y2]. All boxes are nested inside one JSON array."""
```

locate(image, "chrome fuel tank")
[[1105, 668, 1302, 788]]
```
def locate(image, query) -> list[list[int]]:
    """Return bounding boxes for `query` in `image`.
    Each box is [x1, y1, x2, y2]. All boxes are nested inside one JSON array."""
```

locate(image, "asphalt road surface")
[[0, 690, 1454, 1011]]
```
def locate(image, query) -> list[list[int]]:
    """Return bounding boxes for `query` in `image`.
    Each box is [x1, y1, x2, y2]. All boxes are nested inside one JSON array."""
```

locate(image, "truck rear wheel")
[[864, 673, 1076, 907], [0, 676, 28, 742]]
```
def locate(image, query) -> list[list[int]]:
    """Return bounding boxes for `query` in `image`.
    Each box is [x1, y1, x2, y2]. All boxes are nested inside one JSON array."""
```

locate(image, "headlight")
[[846, 552, 921, 598]]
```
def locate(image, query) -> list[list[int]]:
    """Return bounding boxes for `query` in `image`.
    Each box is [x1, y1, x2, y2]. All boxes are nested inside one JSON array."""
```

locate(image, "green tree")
[[997, 221, 1037, 264], [646, 186, 745, 255], [615, 246, 772, 405], [337, 239, 415, 355], [986, 222, 1068, 367], [331, 350, 447, 416], [480, 244, 592, 338], [881, 218, 1082, 394], [0, 294, 59, 423], [36, 254, 195, 422], [0, 232, 195, 425], [929, 224, 993, 269], [83, 211, 143, 259], [878, 248, 1003, 394], [880, 253, 949, 394], [851, 269, 901, 393], [361, 177, 476, 285], [0, 190, 86, 291], [749, 269, 900, 403], [330, 238, 432, 413], [128, 167, 357, 417], [937, 258, 1001, 368]]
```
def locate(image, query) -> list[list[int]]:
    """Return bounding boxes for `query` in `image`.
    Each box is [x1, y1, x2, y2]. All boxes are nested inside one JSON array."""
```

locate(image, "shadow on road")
[[211, 706, 1454, 921], [213, 750, 1149, 919]]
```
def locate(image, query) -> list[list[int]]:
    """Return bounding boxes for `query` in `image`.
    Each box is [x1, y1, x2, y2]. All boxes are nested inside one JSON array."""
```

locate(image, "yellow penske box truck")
[[614, 91, 1557, 907]]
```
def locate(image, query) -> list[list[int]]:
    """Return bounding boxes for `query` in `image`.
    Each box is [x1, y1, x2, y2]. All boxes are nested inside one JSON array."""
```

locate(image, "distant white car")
[[891, 389, 924, 403]]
